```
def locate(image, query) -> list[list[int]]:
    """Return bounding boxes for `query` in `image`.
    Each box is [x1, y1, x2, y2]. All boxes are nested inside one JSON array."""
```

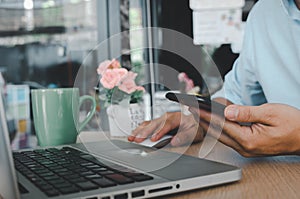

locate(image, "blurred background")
[[0, 0, 258, 148]]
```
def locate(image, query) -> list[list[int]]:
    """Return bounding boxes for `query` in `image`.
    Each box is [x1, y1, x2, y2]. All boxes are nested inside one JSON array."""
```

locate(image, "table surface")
[[78, 131, 300, 199], [167, 141, 300, 199]]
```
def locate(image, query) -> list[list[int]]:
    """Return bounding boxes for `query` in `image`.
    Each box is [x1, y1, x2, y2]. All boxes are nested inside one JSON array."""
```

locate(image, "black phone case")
[[166, 92, 252, 126], [165, 92, 226, 116]]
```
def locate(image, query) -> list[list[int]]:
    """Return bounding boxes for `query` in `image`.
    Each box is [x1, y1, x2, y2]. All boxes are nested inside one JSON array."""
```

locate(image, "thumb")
[[224, 105, 266, 123]]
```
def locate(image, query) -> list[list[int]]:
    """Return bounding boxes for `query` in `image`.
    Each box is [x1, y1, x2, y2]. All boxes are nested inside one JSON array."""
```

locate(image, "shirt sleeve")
[[212, 3, 266, 106]]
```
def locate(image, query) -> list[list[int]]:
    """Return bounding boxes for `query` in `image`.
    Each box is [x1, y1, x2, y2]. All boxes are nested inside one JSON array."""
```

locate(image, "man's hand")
[[190, 103, 300, 157], [128, 112, 204, 146]]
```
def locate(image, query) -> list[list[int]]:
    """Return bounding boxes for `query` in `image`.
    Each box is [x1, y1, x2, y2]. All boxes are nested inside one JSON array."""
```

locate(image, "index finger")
[[128, 113, 171, 142], [194, 107, 251, 145], [128, 120, 160, 142]]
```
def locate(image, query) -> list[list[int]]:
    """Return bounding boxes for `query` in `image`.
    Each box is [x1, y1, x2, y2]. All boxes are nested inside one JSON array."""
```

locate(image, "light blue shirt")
[[213, 0, 300, 109]]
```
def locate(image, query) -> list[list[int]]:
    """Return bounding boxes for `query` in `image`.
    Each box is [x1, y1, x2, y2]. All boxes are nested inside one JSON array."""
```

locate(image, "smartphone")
[[165, 92, 226, 116], [166, 92, 251, 126]]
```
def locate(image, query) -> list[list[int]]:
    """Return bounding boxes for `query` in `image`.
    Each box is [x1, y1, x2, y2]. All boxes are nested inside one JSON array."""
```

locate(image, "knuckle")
[[136, 132, 149, 139], [141, 120, 150, 125], [243, 108, 252, 121], [210, 119, 224, 132], [245, 112, 252, 121], [260, 104, 274, 118], [131, 128, 140, 136], [242, 140, 256, 152], [235, 146, 255, 157]]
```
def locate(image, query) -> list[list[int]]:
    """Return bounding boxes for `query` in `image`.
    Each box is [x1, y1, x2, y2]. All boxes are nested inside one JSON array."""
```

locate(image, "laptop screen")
[[0, 92, 20, 199]]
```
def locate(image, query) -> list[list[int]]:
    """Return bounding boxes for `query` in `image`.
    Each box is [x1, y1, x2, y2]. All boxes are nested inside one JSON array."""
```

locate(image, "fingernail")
[[136, 134, 144, 139], [151, 133, 158, 140], [225, 106, 239, 120]]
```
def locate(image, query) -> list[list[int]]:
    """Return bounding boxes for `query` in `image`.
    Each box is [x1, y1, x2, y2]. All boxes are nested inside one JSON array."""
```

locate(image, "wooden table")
[[78, 132, 300, 199]]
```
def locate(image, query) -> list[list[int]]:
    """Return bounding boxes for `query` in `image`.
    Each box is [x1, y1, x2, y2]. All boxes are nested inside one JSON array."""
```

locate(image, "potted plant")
[[97, 59, 145, 137]]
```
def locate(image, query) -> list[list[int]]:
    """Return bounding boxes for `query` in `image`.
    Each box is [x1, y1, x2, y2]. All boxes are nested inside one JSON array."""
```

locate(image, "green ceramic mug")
[[31, 88, 96, 147]]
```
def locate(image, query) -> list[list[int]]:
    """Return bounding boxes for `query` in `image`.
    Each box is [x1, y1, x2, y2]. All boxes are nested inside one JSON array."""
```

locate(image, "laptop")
[[0, 92, 241, 199]]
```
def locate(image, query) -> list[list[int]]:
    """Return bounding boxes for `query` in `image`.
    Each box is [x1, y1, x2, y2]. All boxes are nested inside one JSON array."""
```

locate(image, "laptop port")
[[149, 186, 173, 193], [131, 190, 145, 198], [114, 193, 128, 199]]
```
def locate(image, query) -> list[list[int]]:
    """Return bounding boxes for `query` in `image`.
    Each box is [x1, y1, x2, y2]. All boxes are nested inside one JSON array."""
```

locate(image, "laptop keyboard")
[[13, 147, 154, 197]]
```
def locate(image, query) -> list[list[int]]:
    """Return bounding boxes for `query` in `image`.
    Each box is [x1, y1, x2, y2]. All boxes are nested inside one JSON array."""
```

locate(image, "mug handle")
[[78, 95, 96, 132]]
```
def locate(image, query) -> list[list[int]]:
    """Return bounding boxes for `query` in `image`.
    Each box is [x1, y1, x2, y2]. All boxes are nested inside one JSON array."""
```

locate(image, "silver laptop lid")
[[0, 92, 20, 199]]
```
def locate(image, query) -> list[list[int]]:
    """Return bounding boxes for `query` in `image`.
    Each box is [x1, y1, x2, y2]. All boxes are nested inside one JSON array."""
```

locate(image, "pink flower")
[[100, 68, 128, 89], [118, 72, 139, 94], [97, 59, 121, 75], [97, 59, 145, 104], [110, 59, 121, 68], [178, 72, 195, 92], [178, 72, 189, 82], [136, 86, 145, 92]]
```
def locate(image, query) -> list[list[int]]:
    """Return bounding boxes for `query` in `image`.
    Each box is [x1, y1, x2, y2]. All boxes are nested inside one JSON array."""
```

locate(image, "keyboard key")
[[76, 181, 99, 191], [52, 182, 73, 189], [63, 174, 81, 180], [92, 178, 117, 188], [38, 184, 54, 191], [39, 172, 55, 178], [34, 169, 51, 175], [69, 177, 87, 183], [48, 179, 67, 185], [86, 174, 102, 179], [92, 167, 108, 172], [55, 168, 69, 173], [44, 189, 60, 197], [123, 172, 154, 182], [80, 171, 95, 176], [98, 170, 115, 175], [80, 162, 94, 167], [105, 174, 134, 185], [86, 165, 102, 169], [131, 174, 154, 182], [74, 168, 89, 173], [58, 186, 80, 194], [43, 175, 60, 181]]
